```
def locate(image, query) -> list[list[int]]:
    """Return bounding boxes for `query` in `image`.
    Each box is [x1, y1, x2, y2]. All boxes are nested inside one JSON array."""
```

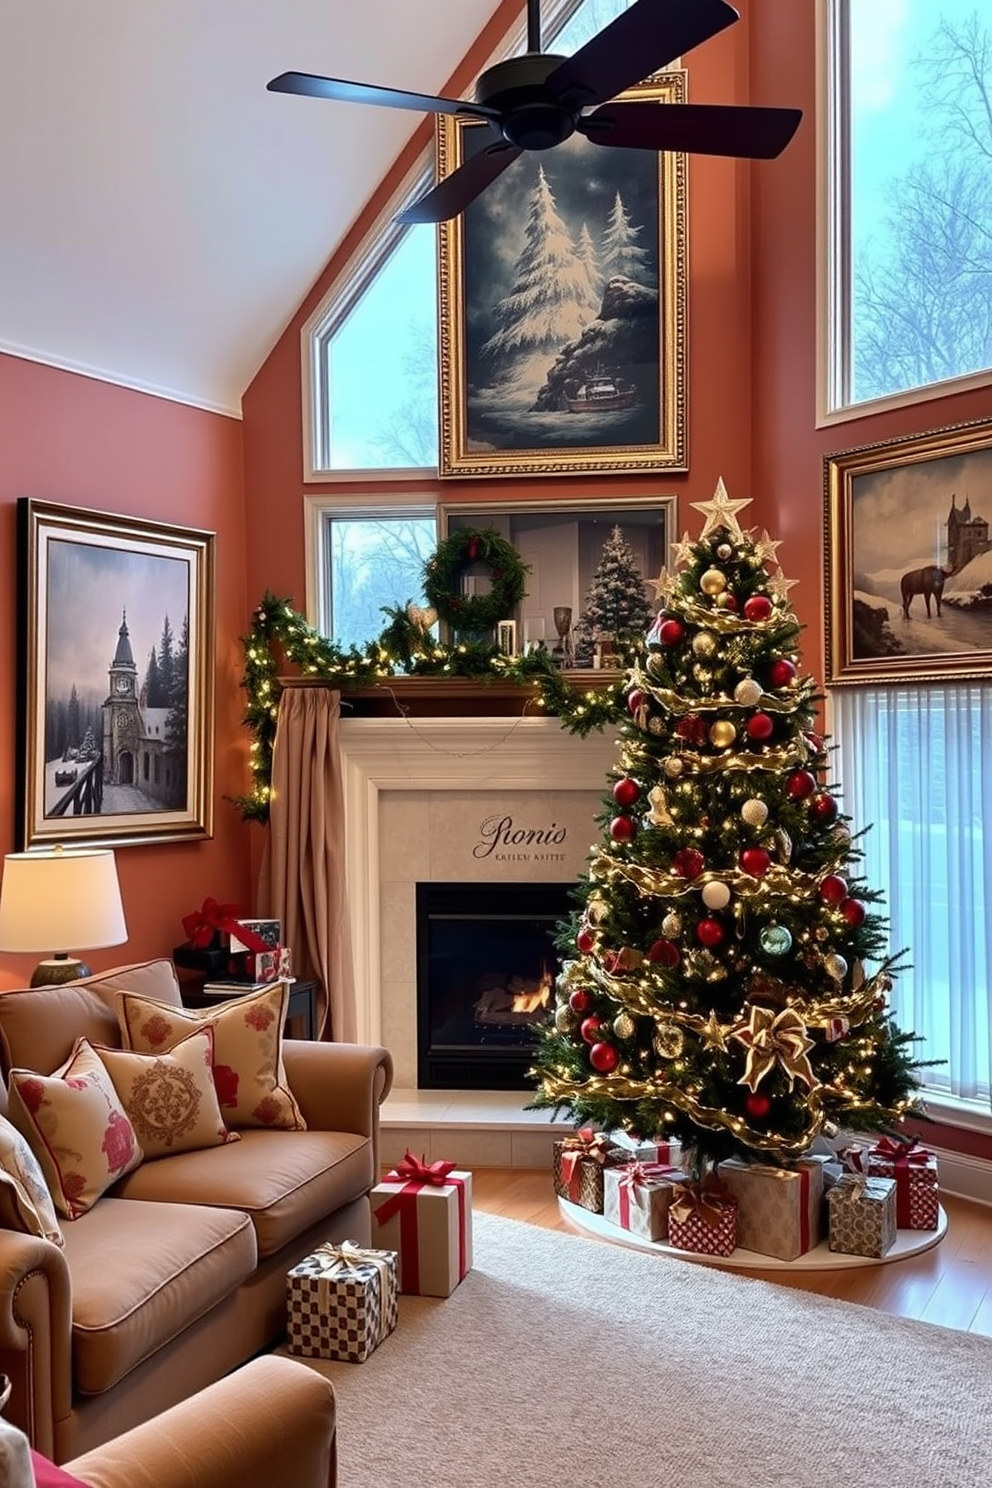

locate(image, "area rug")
[[291, 1212, 991, 1487]]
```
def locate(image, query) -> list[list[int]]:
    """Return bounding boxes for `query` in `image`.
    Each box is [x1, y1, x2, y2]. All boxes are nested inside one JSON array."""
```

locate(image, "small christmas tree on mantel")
[[531, 479, 928, 1176]]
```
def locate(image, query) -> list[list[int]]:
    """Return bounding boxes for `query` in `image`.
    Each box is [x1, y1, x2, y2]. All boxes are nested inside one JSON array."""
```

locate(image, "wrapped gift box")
[[603, 1162, 690, 1241], [230, 945, 292, 983], [607, 1132, 683, 1169], [716, 1156, 825, 1261], [865, 1139, 939, 1230], [827, 1174, 898, 1258], [552, 1131, 626, 1213], [172, 938, 229, 975], [667, 1181, 738, 1258], [372, 1153, 472, 1297], [286, 1242, 398, 1363], [226, 918, 282, 953]]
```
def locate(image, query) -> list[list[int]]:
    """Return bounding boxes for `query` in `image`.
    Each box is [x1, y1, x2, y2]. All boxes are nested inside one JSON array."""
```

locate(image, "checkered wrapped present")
[[827, 1174, 898, 1258], [716, 1156, 825, 1261], [287, 1241, 398, 1362], [865, 1137, 939, 1230], [603, 1162, 690, 1241], [552, 1129, 625, 1213], [666, 1177, 739, 1257]]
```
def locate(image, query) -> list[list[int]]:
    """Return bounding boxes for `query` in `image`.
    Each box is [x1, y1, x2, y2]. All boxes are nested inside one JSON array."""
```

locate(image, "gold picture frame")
[[437, 73, 688, 479], [16, 499, 216, 848], [824, 416, 992, 685]]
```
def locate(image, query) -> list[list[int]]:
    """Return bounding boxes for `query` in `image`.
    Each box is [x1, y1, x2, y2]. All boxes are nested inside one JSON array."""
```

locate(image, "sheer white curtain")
[[832, 684, 992, 1105]]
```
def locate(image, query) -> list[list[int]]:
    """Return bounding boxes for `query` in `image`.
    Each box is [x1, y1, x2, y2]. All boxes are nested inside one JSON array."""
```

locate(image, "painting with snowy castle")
[[825, 417, 992, 684], [437, 74, 687, 479], [16, 500, 215, 849]]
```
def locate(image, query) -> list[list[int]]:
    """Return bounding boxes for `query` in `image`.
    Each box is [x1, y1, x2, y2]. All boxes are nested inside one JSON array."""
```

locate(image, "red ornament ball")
[[746, 712, 775, 742], [739, 846, 772, 878], [568, 987, 593, 1014], [819, 874, 849, 905], [805, 731, 825, 755], [610, 815, 638, 844], [575, 927, 596, 955], [672, 847, 706, 880], [646, 938, 681, 967], [768, 657, 797, 688], [786, 768, 817, 800], [676, 714, 708, 745], [658, 617, 686, 646], [840, 897, 867, 927], [743, 594, 773, 622], [627, 689, 646, 718], [580, 1016, 603, 1044], [588, 1041, 620, 1073], [745, 1091, 772, 1121], [696, 917, 726, 948], [612, 777, 641, 808], [810, 792, 838, 824]]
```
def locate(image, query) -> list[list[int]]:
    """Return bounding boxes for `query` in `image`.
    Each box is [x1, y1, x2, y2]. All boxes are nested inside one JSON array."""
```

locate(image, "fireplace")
[[416, 881, 575, 1090]]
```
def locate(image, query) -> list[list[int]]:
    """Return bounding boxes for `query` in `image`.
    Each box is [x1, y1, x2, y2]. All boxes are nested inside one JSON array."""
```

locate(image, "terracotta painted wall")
[[0, 352, 255, 985]]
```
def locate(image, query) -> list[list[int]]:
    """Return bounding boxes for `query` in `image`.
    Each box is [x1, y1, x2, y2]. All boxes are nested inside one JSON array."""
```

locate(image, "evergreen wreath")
[[424, 527, 528, 631]]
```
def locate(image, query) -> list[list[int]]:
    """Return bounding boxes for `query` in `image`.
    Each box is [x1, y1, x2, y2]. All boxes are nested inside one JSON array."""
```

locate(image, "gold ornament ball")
[[613, 1011, 637, 1040], [649, 716, 666, 736], [733, 678, 763, 707], [700, 568, 727, 596], [663, 756, 684, 779], [741, 798, 769, 828], [824, 952, 848, 981], [646, 652, 666, 679], [661, 912, 683, 938], [709, 720, 737, 748], [692, 631, 718, 658], [653, 1023, 685, 1058], [715, 592, 736, 609], [555, 1005, 579, 1034]]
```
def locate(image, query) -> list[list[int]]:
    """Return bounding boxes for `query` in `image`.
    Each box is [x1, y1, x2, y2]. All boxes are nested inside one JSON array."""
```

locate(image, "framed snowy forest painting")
[[437, 73, 687, 479]]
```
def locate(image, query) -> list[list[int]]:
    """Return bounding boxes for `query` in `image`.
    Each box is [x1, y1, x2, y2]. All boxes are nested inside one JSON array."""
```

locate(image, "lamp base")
[[30, 956, 93, 988]]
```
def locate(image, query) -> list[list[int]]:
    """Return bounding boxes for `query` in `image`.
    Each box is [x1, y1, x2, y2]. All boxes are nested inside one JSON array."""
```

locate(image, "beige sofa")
[[0, 960, 392, 1465]]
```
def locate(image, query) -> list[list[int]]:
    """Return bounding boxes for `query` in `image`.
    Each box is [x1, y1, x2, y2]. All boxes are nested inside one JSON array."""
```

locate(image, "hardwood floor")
[[470, 1167, 992, 1337]]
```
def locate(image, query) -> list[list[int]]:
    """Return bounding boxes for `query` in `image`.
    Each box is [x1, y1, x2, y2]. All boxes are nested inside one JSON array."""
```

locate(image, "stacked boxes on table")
[[865, 1138, 939, 1230], [372, 1151, 473, 1297], [716, 1157, 826, 1262], [603, 1162, 690, 1241], [287, 1242, 398, 1362], [552, 1129, 625, 1213], [826, 1175, 898, 1257]]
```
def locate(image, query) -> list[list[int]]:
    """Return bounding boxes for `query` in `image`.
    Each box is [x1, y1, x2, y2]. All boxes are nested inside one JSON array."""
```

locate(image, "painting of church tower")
[[946, 493, 990, 573], [102, 611, 185, 809]]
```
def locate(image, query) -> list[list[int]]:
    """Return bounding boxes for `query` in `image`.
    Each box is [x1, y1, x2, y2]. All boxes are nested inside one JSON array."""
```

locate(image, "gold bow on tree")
[[732, 1005, 817, 1091]]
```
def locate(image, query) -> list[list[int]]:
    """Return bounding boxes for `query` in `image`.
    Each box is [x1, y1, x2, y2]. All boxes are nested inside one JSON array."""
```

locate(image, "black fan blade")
[[396, 144, 523, 225], [267, 71, 499, 123], [546, 0, 739, 111], [580, 101, 802, 159]]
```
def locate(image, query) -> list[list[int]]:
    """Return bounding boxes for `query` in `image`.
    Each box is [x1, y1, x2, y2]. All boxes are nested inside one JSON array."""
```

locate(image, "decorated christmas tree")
[[574, 524, 654, 664], [531, 480, 927, 1173]]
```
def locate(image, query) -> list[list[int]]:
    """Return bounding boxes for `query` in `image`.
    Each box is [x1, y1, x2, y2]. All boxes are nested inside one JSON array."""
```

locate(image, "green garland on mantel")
[[236, 594, 632, 823]]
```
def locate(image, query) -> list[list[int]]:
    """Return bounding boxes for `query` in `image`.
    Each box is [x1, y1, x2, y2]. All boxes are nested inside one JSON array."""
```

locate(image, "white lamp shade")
[[0, 849, 128, 953]]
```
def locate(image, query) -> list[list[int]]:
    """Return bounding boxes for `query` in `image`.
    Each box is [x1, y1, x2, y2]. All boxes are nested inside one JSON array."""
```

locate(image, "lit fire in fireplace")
[[510, 964, 553, 1015], [474, 964, 554, 1026]]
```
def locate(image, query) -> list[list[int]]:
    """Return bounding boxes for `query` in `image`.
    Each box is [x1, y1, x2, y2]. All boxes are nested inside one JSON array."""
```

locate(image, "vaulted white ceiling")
[[0, 1, 504, 415]]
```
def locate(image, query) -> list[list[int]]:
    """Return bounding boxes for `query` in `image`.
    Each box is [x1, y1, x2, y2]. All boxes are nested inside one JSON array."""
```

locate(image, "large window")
[[825, 0, 992, 417]]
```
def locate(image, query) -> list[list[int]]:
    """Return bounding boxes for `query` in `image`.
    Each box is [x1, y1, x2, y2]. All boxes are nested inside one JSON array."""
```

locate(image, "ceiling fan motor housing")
[[475, 54, 580, 150]]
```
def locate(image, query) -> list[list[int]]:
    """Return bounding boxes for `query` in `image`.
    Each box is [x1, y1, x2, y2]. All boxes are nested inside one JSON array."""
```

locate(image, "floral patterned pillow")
[[0, 1112, 64, 1246], [7, 1038, 144, 1219], [95, 1027, 240, 1159], [115, 982, 305, 1131]]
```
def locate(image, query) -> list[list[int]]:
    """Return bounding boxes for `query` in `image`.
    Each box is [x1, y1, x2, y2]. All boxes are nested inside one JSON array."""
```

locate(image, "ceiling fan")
[[268, 0, 801, 225]]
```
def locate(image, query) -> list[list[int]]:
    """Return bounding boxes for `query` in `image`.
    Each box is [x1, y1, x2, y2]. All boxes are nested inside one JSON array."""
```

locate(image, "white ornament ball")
[[702, 880, 732, 911], [741, 798, 769, 828], [824, 953, 848, 981], [716, 543, 733, 560], [734, 678, 763, 707]]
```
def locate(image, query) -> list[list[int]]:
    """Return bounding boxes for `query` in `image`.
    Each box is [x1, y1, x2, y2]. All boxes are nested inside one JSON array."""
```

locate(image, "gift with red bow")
[[716, 1156, 826, 1261], [865, 1136, 939, 1230], [667, 1174, 739, 1257], [371, 1150, 472, 1297], [603, 1161, 690, 1241], [552, 1128, 626, 1212], [826, 1173, 898, 1258], [286, 1240, 398, 1362]]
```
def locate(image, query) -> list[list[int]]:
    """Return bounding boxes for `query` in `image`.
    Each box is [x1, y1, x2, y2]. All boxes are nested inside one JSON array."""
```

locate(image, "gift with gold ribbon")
[[552, 1128, 625, 1212], [286, 1239, 398, 1362], [716, 1156, 826, 1261], [603, 1161, 689, 1241], [667, 1174, 739, 1257], [826, 1172, 898, 1257], [865, 1136, 939, 1229], [372, 1150, 473, 1297]]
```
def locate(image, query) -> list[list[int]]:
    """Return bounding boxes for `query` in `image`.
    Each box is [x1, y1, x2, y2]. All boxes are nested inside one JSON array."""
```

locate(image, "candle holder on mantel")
[[552, 606, 574, 668]]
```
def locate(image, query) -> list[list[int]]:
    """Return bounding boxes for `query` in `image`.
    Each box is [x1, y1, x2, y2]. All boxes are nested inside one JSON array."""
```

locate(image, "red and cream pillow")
[[95, 1026, 239, 1158], [7, 1039, 143, 1218], [115, 982, 306, 1131]]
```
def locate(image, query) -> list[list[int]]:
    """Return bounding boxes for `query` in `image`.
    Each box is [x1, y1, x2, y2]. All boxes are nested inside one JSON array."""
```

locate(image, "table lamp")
[[0, 846, 128, 987]]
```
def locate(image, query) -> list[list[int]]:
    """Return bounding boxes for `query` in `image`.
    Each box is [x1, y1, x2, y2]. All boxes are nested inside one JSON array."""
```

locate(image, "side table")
[[180, 977, 319, 1041]]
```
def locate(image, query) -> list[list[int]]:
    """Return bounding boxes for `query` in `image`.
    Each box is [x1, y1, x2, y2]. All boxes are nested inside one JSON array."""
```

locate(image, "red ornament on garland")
[[612, 777, 641, 808], [739, 846, 772, 878], [743, 594, 773, 622], [672, 847, 706, 880], [746, 712, 774, 742], [580, 1016, 603, 1044], [745, 1091, 772, 1121], [610, 815, 638, 844], [658, 617, 686, 646], [646, 938, 681, 967], [819, 874, 848, 905], [575, 926, 596, 954], [696, 917, 726, 948], [810, 793, 838, 824], [568, 987, 593, 1014], [785, 768, 817, 800], [840, 897, 867, 927], [589, 1041, 620, 1073], [627, 689, 646, 718], [768, 657, 797, 688]]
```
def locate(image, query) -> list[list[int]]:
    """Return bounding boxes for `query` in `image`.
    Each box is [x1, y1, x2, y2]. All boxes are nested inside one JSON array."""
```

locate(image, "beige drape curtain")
[[257, 686, 356, 1042]]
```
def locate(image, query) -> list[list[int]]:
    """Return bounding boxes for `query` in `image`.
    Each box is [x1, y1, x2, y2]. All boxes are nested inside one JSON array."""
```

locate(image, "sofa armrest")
[[0, 1231, 73, 1459], [63, 1354, 336, 1488], [282, 1039, 393, 1169]]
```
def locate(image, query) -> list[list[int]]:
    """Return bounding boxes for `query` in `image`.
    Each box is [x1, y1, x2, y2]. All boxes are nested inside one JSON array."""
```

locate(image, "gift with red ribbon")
[[607, 1132, 684, 1168], [180, 898, 271, 954], [371, 1150, 472, 1297], [716, 1156, 825, 1261], [667, 1174, 739, 1257], [552, 1128, 625, 1212], [603, 1161, 689, 1241], [865, 1136, 939, 1229]]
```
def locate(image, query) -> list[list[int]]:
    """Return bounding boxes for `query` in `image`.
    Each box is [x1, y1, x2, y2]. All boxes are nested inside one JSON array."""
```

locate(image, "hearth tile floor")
[[381, 1088, 571, 1169]]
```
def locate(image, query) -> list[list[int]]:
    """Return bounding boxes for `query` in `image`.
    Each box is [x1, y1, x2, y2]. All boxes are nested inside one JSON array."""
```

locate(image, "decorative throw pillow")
[[95, 1026, 240, 1159], [0, 1113, 64, 1247], [116, 983, 306, 1131], [7, 1039, 144, 1219]]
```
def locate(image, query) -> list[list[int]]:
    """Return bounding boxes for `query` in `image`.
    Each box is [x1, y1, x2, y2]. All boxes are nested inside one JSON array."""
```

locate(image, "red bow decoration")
[[181, 898, 269, 953], [388, 1149, 457, 1186], [871, 1135, 931, 1167]]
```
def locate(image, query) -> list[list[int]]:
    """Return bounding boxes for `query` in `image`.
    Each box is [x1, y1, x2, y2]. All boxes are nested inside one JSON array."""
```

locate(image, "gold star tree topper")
[[690, 477, 753, 540]]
